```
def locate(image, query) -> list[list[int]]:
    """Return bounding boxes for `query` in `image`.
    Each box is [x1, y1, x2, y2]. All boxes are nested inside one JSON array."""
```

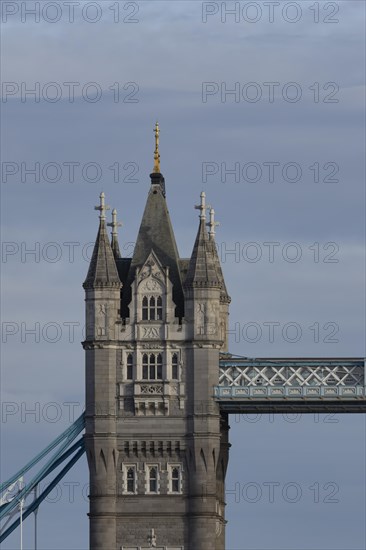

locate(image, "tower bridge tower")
[[83, 124, 231, 550]]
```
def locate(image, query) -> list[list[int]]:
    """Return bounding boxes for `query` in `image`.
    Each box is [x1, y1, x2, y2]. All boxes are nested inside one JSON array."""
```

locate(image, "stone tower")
[[83, 124, 231, 550]]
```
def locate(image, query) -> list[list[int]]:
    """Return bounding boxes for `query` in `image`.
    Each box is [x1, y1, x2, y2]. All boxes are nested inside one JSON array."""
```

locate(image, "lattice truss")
[[219, 362, 365, 388]]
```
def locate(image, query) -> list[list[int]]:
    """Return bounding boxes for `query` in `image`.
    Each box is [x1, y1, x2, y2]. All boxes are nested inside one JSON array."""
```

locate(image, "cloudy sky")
[[1, 1, 365, 548]]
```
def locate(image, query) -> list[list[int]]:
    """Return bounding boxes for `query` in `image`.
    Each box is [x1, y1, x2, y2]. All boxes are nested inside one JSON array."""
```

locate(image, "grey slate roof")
[[121, 175, 184, 317], [83, 220, 121, 289], [210, 236, 231, 303], [111, 234, 122, 259], [184, 219, 222, 288]]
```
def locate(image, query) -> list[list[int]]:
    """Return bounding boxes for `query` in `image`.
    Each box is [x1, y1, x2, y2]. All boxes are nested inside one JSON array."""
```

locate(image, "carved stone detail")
[[138, 255, 164, 287], [97, 303, 108, 336], [140, 385, 163, 395], [142, 327, 160, 339], [170, 384, 179, 395], [140, 278, 162, 292], [141, 344, 163, 350]]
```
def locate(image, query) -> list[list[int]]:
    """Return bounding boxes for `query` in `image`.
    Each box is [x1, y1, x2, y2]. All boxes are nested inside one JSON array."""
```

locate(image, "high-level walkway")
[[216, 356, 366, 412]]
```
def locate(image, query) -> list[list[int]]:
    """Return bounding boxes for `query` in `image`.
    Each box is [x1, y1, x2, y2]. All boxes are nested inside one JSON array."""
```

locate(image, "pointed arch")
[[99, 449, 107, 472], [127, 467, 136, 493], [127, 353, 133, 380], [149, 296, 156, 320], [200, 448, 207, 473], [148, 466, 158, 493], [140, 288, 164, 321], [171, 467, 180, 492], [157, 353, 163, 379], [172, 353, 178, 379], [142, 353, 148, 379], [157, 296, 163, 320], [142, 353, 163, 380], [142, 296, 148, 320], [87, 449, 96, 473]]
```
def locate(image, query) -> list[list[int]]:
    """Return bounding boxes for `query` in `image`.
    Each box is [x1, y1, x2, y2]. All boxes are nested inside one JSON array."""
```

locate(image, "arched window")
[[127, 354, 133, 380], [142, 295, 163, 321], [149, 354, 156, 379], [142, 297, 148, 320], [172, 353, 178, 380], [127, 467, 135, 493], [149, 296, 156, 320], [149, 467, 158, 493], [157, 296, 163, 320], [156, 354, 162, 379], [142, 353, 163, 380], [142, 353, 149, 379], [171, 467, 180, 493]]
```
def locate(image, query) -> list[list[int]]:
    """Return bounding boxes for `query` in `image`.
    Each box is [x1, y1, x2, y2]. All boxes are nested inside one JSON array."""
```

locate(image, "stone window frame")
[[167, 463, 183, 494], [171, 352, 179, 380], [144, 463, 161, 494], [126, 352, 134, 380], [142, 353, 163, 380], [142, 295, 163, 321], [122, 464, 138, 495]]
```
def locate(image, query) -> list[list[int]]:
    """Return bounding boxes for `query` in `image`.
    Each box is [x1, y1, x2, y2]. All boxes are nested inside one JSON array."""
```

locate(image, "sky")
[[0, 1, 365, 549]]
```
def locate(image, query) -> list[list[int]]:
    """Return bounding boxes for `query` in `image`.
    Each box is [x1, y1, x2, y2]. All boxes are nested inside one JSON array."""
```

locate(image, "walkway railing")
[[216, 356, 366, 411]]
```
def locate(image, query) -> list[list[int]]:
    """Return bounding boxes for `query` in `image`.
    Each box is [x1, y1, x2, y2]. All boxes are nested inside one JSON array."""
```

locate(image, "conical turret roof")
[[83, 194, 121, 289], [185, 217, 221, 288]]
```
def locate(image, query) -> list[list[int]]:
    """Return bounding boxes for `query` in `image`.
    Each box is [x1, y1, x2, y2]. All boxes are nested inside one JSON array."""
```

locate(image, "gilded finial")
[[153, 121, 160, 173]]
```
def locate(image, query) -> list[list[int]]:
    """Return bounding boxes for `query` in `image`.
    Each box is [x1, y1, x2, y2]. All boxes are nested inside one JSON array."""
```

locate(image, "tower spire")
[[185, 192, 220, 288], [207, 207, 219, 239], [94, 192, 110, 221], [153, 121, 160, 174], [83, 193, 121, 289], [107, 209, 122, 237], [194, 191, 209, 221], [107, 209, 122, 259]]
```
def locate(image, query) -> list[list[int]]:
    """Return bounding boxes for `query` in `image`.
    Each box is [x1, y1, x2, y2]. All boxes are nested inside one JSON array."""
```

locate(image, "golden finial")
[[153, 121, 160, 173]]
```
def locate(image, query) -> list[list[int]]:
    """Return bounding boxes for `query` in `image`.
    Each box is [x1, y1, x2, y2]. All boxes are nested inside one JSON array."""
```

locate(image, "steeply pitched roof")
[[111, 233, 122, 259], [107, 208, 122, 260], [210, 236, 231, 303], [83, 219, 121, 289], [184, 218, 221, 288], [121, 174, 184, 317]]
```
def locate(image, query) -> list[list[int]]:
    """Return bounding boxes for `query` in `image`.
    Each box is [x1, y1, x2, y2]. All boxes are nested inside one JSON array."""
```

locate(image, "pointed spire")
[[207, 207, 219, 239], [206, 206, 230, 303], [94, 191, 109, 220], [185, 193, 221, 289], [194, 191, 208, 221], [107, 208, 122, 259], [153, 121, 160, 174], [121, 158, 184, 317], [150, 122, 165, 196], [83, 193, 121, 289]]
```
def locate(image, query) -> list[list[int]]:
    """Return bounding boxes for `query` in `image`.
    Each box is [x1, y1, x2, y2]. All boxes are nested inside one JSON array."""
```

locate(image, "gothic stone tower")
[[83, 124, 231, 550]]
